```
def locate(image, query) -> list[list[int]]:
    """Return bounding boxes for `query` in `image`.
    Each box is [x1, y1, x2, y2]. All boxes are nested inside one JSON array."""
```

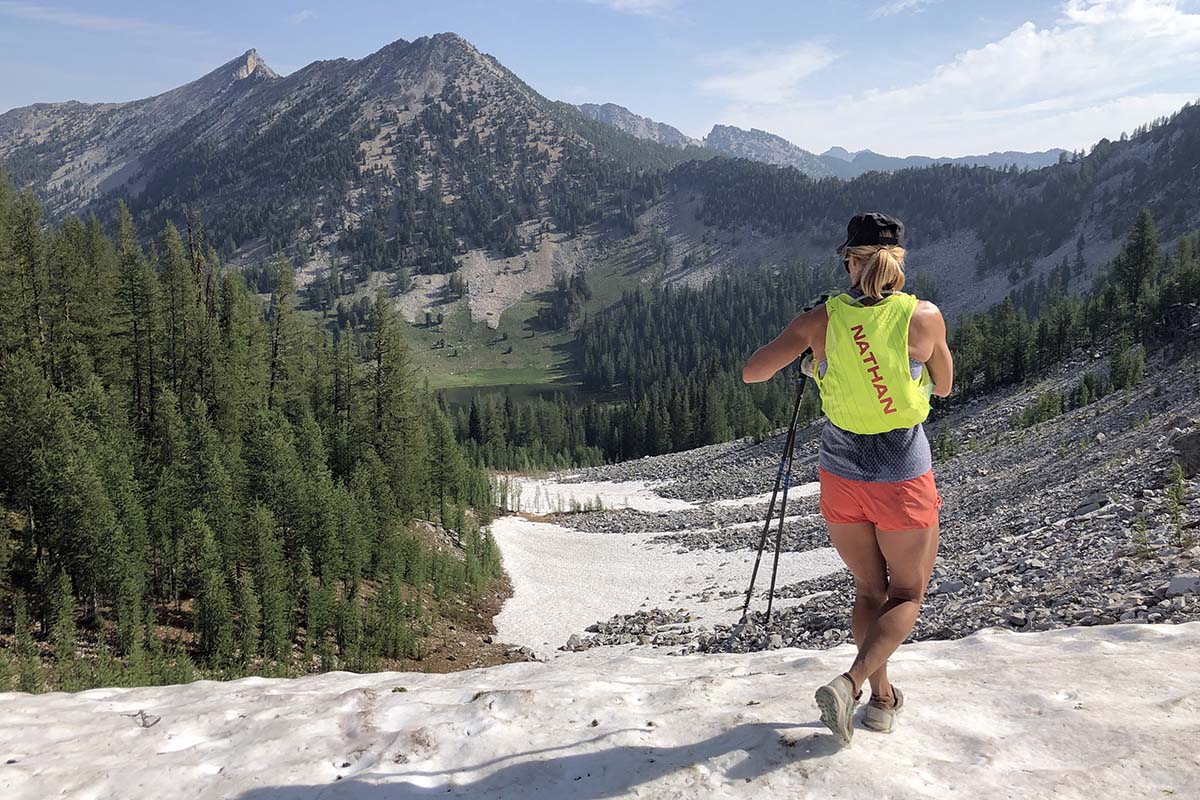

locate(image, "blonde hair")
[[845, 244, 906, 300]]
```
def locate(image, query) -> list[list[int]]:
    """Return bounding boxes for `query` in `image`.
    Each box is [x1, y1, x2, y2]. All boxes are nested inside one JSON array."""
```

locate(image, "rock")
[[1171, 429, 1200, 477], [768, 634, 784, 649], [1165, 574, 1200, 598], [1073, 492, 1109, 517], [1007, 612, 1028, 627], [937, 580, 966, 595]]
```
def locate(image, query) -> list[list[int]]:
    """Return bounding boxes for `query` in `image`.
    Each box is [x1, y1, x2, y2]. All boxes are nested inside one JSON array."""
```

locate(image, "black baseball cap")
[[836, 212, 904, 254]]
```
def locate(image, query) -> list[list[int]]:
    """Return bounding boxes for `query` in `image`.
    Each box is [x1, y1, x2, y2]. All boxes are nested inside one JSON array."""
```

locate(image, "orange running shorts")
[[818, 467, 942, 531]]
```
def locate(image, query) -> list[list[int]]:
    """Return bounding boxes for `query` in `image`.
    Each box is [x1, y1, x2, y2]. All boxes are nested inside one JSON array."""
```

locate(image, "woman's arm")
[[742, 308, 820, 383], [914, 301, 954, 397]]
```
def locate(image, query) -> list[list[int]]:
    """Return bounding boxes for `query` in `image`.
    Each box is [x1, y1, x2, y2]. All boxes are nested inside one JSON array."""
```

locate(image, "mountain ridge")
[[574, 102, 1069, 177]]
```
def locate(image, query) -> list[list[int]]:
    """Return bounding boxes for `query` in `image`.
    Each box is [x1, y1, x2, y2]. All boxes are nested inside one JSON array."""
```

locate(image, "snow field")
[[2, 622, 1196, 799], [501, 477, 698, 514], [490, 515, 844, 654], [711, 482, 821, 508]]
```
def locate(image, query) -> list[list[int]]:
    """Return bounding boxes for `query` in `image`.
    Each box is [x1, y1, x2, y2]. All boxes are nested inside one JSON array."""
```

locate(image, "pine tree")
[[427, 402, 464, 524], [159, 223, 196, 407], [251, 505, 290, 662], [933, 422, 959, 461], [1109, 331, 1134, 390], [13, 592, 42, 693], [368, 292, 426, 517], [9, 191, 52, 380], [335, 583, 367, 671], [1116, 209, 1160, 304], [235, 571, 260, 664], [195, 565, 233, 666], [267, 254, 296, 410], [115, 204, 161, 432], [701, 382, 731, 444], [112, 573, 145, 662], [306, 578, 335, 671], [48, 570, 77, 661], [192, 512, 233, 665]]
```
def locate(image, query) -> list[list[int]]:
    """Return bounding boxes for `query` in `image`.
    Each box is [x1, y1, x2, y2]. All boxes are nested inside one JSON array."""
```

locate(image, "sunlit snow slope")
[[2, 622, 1197, 800]]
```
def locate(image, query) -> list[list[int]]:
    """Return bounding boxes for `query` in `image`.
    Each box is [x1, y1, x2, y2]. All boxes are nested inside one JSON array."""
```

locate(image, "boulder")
[[1172, 429, 1200, 477], [1165, 574, 1200, 598], [1073, 492, 1109, 517]]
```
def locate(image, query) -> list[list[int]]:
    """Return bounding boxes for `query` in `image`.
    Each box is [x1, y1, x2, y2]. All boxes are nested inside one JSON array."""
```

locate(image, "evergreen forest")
[[0, 168, 501, 692]]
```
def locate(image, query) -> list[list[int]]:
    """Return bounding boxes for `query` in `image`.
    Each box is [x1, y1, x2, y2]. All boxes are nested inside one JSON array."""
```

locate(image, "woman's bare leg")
[[845, 525, 939, 693], [827, 522, 891, 699]]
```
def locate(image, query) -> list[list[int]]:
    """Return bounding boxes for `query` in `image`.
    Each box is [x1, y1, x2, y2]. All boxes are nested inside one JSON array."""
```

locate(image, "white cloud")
[[872, 0, 939, 18], [696, 43, 836, 106], [0, 1, 203, 37], [289, 9, 316, 24], [708, 0, 1200, 156], [587, 0, 683, 18]]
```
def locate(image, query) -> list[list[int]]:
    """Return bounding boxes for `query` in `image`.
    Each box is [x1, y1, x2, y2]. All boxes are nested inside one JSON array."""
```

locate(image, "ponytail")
[[847, 244, 906, 300]]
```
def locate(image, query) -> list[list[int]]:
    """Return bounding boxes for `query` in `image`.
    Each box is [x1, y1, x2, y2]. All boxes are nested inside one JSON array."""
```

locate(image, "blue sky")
[[2, 0, 1198, 156]]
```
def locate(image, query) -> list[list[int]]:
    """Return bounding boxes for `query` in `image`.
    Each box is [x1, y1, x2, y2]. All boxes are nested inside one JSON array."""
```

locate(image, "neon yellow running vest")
[[813, 292, 931, 435]]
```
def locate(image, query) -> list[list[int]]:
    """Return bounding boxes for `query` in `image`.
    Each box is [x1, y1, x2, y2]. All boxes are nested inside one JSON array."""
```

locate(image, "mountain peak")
[[704, 124, 834, 178], [235, 49, 278, 81], [578, 102, 702, 149], [821, 146, 855, 162]]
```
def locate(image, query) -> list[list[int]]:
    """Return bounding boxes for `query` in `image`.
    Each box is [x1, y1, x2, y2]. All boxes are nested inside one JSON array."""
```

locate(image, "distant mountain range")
[[818, 145, 1070, 177], [577, 102, 1068, 178]]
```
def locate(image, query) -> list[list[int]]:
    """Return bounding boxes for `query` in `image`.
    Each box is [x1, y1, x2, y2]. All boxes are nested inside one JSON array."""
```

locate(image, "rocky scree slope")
[[550, 352, 1200, 654]]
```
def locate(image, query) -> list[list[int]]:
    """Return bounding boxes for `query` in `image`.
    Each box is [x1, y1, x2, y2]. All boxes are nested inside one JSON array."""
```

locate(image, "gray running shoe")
[[814, 674, 860, 746], [862, 685, 905, 733]]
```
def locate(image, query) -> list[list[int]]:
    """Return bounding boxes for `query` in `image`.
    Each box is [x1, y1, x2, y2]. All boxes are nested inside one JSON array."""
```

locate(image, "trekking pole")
[[765, 372, 807, 621], [741, 358, 810, 621]]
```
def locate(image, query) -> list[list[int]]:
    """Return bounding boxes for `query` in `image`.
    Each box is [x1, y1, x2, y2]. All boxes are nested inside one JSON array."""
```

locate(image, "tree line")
[[0, 169, 500, 692], [455, 207, 1198, 471]]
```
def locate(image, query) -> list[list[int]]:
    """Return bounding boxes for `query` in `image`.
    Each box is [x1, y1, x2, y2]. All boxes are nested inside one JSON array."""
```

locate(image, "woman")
[[742, 212, 953, 746]]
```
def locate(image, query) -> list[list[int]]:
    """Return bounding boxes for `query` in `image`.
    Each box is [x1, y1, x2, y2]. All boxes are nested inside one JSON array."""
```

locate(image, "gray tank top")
[[817, 358, 931, 482]]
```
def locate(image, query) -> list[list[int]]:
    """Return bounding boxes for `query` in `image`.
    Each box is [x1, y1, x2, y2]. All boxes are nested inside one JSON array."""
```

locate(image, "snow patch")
[[711, 482, 820, 507], [503, 476, 697, 514], [491, 515, 843, 654]]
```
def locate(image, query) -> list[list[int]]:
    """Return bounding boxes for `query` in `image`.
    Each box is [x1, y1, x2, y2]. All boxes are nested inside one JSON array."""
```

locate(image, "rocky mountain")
[[1, 33, 692, 258], [702, 124, 836, 178], [0, 49, 280, 217], [2, 33, 1199, 350], [578, 102, 701, 149]]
